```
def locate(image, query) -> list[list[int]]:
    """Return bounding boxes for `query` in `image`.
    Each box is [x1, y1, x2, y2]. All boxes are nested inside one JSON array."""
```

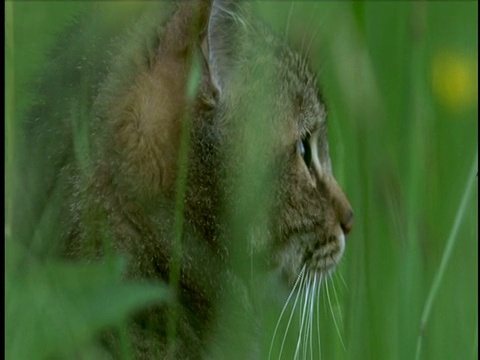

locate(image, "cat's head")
[[194, 0, 354, 285], [111, 0, 353, 286]]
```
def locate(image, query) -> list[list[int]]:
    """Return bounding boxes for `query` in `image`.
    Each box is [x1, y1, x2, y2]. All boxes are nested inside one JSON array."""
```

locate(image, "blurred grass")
[[5, 3, 172, 359], [6, 1, 478, 359]]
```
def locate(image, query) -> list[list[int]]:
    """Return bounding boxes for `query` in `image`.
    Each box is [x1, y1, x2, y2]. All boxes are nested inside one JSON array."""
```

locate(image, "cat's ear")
[[201, 0, 248, 96]]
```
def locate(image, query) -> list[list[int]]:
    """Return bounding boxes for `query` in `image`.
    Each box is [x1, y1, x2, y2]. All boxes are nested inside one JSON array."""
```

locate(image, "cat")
[[17, 0, 353, 358]]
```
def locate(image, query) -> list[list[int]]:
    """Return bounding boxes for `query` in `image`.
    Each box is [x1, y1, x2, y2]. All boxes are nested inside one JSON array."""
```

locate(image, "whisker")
[[305, 274, 317, 359], [322, 273, 328, 316], [300, 3, 321, 55], [268, 265, 306, 360], [214, 3, 251, 30], [316, 274, 323, 360], [308, 274, 318, 360], [337, 270, 348, 292], [331, 255, 348, 293], [304, 17, 325, 60], [326, 278, 346, 351], [278, 267, 307, 360], [285, 0, 295, 38], [302, 274, 311, 359], [294, 272, 311, 359], [303, 274, 313, 359], [329, 273, 344, 328]]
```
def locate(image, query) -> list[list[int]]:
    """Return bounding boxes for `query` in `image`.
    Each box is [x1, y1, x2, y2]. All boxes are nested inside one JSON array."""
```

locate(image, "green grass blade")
[[415, 150, 478, 360]]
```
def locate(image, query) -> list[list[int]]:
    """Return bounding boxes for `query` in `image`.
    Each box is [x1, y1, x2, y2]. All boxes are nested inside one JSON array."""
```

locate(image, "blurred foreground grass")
[[6, 2, 477, 359]]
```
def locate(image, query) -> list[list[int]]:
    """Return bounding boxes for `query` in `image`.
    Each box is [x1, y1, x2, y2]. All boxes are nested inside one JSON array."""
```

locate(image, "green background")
[[6, 1, 478, 359]]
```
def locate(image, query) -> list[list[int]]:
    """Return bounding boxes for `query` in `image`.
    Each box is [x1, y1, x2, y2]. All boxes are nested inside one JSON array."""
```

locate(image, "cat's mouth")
[[304, 232, 345, 275], [278, 229, 346, 286]]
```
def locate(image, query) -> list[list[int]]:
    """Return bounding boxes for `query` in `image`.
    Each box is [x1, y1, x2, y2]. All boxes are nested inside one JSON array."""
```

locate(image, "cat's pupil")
[[297, 138, 312, 169]]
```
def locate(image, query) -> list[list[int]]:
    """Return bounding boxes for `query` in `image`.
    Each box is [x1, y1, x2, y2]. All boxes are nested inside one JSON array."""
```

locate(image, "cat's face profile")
[[65, 0, 354, 356], [190, 1, 354, 286]]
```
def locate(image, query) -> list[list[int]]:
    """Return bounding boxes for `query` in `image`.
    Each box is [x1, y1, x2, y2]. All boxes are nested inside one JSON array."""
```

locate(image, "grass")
[[416, 150, 478, 360], [5, 1, 478, 359]]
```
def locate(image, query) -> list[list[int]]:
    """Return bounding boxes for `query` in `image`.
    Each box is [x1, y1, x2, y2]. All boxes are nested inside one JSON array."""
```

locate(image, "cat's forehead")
[[276, 43, 327, 136], [235, 19, 327, 137]]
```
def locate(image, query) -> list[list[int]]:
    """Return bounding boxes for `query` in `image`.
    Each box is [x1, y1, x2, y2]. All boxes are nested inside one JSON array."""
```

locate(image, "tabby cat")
[[17, 1, 353, 358]]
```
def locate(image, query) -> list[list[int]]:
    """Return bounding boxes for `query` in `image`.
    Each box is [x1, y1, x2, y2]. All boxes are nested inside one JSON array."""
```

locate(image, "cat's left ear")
[[200, 0, 249, 97]]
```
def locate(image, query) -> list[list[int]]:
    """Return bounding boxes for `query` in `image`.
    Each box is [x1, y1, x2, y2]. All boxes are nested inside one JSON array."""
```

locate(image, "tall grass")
[[6, 1, 477, 359]]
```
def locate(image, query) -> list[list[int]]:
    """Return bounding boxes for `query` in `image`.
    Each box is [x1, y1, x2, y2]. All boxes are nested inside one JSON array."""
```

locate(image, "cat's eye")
[[297, 138, 312, 169]]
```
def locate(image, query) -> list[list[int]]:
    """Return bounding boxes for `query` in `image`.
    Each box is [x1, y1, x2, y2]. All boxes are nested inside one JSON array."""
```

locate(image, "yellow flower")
[[432, 51, 478, 112]]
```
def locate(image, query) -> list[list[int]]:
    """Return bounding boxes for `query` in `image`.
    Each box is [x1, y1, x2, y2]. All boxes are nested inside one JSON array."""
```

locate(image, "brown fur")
[[22, 1, 353, 358]]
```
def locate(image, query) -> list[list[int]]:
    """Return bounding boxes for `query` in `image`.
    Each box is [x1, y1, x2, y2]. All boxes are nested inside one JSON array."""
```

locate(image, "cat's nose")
[[340, 208, 354, 235], [326, 176, 354, 236]]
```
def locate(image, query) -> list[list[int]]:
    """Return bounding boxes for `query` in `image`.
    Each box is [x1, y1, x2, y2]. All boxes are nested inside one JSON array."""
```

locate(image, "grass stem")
[[415, 150, 478, 360]]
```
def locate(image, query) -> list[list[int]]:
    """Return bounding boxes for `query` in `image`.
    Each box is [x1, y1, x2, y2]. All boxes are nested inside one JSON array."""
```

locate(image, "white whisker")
[[336, 270, 348, 292], [278, 267, 306, 360], [300, 3, 320, 55], [294, 272, 311, 359], [303, 274, 314, 360], [285, 1, 295, 38], [308, 274, 318, 360], [268, 265, 306, 360], [302, 274, 311, 359], [304, 17, 324, 60], [329, 273, 344, 328], [322, 274, 328, 316], [326, 278, 346, 351], [269, 264, 346, 359], [316, 274, 323, 360]]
